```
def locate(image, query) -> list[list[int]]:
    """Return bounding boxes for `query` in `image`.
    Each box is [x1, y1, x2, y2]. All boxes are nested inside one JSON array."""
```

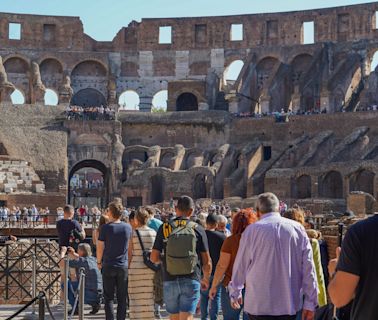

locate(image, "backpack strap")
[[135, 229, 146, 253]]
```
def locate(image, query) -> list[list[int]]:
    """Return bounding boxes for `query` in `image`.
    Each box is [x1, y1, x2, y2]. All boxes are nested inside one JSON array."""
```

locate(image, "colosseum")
[[0, 2, 378, 213]]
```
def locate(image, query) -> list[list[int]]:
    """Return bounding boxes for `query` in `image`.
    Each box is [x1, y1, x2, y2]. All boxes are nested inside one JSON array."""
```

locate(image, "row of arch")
[[292, 169, 375, 199]]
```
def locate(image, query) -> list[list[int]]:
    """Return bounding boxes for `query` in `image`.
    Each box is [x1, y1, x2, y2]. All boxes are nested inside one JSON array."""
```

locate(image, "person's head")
[[206, 214, 218, 230], [256, 192, 280, 217], [306, 229, 319, 240], [98, 215, 109, 229], [63, 205, 74, 219], [232, 209, 258, 235], [231, 207, 240, 219], [107, 202, 123, 221], [283, 208, 305, 226], [135, 207, 150, 227], [144, 206, 156, 218], [175, 196, 195, 217], [128, 210, 137, 229], [77, 243, 92, 257], [216, 215, 228, 230]]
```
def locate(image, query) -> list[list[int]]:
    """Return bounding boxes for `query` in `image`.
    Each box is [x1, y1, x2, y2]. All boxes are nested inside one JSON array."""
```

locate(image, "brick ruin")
[[0, 3, 377, 217]]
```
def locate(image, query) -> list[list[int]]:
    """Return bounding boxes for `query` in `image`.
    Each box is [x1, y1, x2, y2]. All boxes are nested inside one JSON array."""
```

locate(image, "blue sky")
[[1, 0, 376, 41]]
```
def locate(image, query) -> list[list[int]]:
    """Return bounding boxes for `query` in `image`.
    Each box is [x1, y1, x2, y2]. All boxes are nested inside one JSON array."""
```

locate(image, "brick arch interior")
[[319, 171, 343, 199]]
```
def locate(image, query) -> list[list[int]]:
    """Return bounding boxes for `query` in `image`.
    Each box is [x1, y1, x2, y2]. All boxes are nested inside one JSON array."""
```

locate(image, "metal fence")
[[0, 239, 61, 304]]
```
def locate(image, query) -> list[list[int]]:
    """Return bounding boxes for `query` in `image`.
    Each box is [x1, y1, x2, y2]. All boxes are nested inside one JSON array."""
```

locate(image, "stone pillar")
[[344, 176, 350, 199], [260, 95, 270, 114], [139, 96, 153, 112], [198, 102, 209, 111], [320, 90, 330, 112], [225, 93, 240, 113], [311, 175, 319, 198]]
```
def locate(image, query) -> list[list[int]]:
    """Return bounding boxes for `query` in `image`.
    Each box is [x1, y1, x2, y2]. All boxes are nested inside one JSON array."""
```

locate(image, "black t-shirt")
[[205, 230, 226, 276], [56, 219, 82, 247], [98, 222, 132, 268], [153, 217, 209, 282], [337, 215, 378, 320]]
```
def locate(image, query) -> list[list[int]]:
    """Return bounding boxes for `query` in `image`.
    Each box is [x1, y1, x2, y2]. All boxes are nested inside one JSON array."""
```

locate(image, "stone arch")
[[223, 60, 244, 83], [40, 58, 64, 90], [119, 90, 140, 110], [370, 49, 378, 74], [68, 159, 109, 207], [71, 60, 107, 77], [349, 169, 375, 196], [319, 171, 343, 199], [160, 152, 174, 169], [44, 88, 59, 106], [193, 174, 208, 199], [152, 90, 168, 111], [4, 57, 30, 104], [150, 175, 165, 204], [71, 88, 107, 107], [296, 175, 312, 199], [291, 54, 313, 84], [71, 60, 108, 102], [11, 88, 25, 105], [176, 92, 198, 111]]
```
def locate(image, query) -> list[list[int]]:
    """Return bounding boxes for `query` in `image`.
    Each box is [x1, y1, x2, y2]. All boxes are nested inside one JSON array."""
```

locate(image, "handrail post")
[[79, 268, 86, 320], [38, 292, 45, 320], [32, 253, 37, 315], [63, 256, 69, 320]]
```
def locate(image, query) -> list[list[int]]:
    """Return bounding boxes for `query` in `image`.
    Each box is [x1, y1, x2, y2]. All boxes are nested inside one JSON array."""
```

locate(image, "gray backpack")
[[165, 221, 198, 276]]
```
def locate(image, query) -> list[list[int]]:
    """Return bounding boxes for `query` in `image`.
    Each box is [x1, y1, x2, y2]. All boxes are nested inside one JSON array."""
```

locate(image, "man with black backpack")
[[151, 196, 212, 320]]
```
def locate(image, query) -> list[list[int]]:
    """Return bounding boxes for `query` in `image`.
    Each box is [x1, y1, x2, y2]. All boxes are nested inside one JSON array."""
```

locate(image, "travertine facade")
[[1, 4, 378, 210]]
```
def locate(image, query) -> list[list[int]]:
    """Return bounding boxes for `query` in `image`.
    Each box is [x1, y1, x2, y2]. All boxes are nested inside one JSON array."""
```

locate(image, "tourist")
[[66, 244, 102, 315], [128, 207, 157, 319], [151, 195, 212, 320], [216, 215, 231, 237], [328, 213, 378, 320], [145, 206, 163, 232], [229, 193, 318, 320], [57, 205, 86, 258], [97, 202, 132, 320], [209, 209, 257, 320], [0, 235, 17, 243], [92, 215, 109, 254], [31, 204, 39, 227], [284, 208, 327, 317], [200, 214, 226, 320]]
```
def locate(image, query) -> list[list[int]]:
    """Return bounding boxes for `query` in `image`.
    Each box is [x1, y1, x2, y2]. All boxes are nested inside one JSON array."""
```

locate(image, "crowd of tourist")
[[70, 177, 104, 190], [65, 105, 115, 121], [40, 192, 377, 320]]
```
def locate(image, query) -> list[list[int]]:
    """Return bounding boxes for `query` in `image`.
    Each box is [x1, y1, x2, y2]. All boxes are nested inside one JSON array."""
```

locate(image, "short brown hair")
[[107, 202, 123, 219], [64, 205, 74, 215], [136, 207, 150, 226], [283, 208, 305, 226]]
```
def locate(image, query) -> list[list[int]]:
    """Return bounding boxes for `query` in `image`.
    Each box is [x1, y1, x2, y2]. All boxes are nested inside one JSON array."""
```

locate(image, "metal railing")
[[3, 245, 87, 319], [0, 240, 61, 303]]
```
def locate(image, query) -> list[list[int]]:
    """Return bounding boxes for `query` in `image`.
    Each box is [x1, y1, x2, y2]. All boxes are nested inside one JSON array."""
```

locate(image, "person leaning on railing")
[[0, 235, 17, 244]]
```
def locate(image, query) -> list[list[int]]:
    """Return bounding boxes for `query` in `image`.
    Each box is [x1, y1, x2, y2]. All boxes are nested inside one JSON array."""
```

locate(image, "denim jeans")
[[102, 266, 128, 320], [67, 280, 101, 308], [200, 277, 221, 320], [163, 278, 201, 315], [221, 286, 249, 320], [248, 316, 296, 320]]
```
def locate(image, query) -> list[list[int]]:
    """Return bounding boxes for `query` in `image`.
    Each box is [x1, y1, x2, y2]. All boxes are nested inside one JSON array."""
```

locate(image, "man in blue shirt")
[[97, 202, 132, 320]]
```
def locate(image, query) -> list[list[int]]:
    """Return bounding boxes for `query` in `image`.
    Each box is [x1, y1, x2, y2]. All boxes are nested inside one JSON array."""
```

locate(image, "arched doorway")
[[349, 170, 375, 196], [118, 90, 140, 110], [71, 88, 107, 107], [11, 88, 25, 105], [296, 175, 311, 199], [193, 174, 207, 199], [150, 175, 165, 204], [176, 93, 198, 111], [44, 89, 59, 106], [224, 60, 244, 83], [152, 90, 168, 112], [319, 171, 343, 198], [68, 160, 109, 208]]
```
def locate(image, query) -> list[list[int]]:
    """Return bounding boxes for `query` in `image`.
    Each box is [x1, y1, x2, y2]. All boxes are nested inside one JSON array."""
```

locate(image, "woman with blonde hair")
[[128, 207, 157, 320]]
